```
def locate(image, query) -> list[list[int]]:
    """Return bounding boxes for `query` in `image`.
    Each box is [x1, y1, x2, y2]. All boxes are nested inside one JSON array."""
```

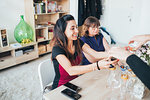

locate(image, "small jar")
[[128, 41, 138, 52]]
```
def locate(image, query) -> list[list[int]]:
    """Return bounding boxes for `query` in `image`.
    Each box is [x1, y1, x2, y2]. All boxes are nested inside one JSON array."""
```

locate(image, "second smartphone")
[[64, 82, 82, 93]]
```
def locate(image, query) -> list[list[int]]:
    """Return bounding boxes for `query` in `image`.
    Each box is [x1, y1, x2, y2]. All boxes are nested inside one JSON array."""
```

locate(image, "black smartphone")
[[61, 88, 81, 100], [64, 82, 82, 93], [109, 57, 117, 68], [111, 57, 117, 61]]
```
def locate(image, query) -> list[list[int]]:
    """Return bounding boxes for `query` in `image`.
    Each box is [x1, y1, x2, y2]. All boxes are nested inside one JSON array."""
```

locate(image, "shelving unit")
[[24, 0, 70, 55], [0, 42, 38, 70], [0, 0, 70, 70]]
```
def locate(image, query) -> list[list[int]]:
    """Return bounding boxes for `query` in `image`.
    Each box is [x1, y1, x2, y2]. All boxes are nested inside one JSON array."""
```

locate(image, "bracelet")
[[96, 61, 100, 70]]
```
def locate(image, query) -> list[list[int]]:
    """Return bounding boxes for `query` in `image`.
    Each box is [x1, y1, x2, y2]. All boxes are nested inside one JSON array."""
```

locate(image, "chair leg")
[[42, 96, 45, 100]]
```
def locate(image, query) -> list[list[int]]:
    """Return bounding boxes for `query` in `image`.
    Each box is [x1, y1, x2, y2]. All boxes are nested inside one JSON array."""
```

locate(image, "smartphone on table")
[[64, 82, 82, 93], [61, 88, 81, 100]]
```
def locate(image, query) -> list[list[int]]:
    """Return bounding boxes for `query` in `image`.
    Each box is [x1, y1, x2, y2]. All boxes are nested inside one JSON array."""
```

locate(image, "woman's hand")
[[98, 57, 119, 69], [109, 47, 132, 61], [129, 34, 150, 50], [117, 61, 124, 66]]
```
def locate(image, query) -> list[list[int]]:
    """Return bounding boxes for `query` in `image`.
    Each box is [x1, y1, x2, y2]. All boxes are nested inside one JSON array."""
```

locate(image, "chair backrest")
[[38, 59, 55, 93]]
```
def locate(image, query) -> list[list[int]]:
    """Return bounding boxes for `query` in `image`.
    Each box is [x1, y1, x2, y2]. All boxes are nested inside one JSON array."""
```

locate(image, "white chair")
[[38, 59, 55, 94]]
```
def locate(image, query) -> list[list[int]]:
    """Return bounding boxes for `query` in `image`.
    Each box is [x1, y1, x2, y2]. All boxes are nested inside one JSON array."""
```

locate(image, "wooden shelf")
[[0, 0, 69, 70], [39, 51, 51, 56], [15, 51, 38, 64], [35, 11, 69, 15], [35, 26, 47, 30], [17, 42, 37, 49], [0, 47, 14, 53], [0, 43, 38, 70], [35, 25, 54, 29], [0, 42, 37, 52], [0, 56, 15, 70], [37, 39, 51, 43], [0, 55, 14, 62]]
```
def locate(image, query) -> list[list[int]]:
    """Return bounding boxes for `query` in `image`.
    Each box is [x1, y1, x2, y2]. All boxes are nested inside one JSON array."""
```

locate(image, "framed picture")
[[47, 1, 57, 13], [0, 29, 9, 47]]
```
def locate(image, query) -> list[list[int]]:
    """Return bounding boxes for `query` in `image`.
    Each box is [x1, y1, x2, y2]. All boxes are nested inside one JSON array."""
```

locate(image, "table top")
[[44, 69, 150, 100]]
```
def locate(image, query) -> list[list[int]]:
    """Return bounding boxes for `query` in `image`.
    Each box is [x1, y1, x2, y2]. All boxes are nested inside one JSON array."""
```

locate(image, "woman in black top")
[[50, 14, 118, 89], [109, 34, 150, 90]]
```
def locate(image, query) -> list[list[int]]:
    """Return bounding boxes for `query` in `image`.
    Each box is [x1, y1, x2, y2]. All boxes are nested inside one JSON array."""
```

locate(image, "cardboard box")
[[48, 32, 53, 39], [15, 50, 23, 57], [46, 44, 52, 52], [38, 45, 46, 55]]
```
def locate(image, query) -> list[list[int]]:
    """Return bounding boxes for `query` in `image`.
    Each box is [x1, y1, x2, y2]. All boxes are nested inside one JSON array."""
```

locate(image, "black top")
[[51, 39, 84, 89], [126, 54, 150, 90]]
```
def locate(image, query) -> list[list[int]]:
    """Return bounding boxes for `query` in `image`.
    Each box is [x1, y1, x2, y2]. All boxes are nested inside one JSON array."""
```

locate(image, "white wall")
[[1, 0, 150, 45], [69, 0, 78, 24], [101, 0, 150, 45], [0, 0, 25, 43], [139, 0, 150, 34]]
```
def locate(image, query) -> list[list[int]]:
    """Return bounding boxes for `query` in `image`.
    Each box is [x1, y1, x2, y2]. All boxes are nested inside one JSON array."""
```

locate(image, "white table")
[[44, 70, 150, 100]]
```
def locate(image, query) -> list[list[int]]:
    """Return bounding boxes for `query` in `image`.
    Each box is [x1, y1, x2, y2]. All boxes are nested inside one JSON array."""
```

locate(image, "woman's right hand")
[[129, 34, 150, 50], [98, 57, 119, 69]]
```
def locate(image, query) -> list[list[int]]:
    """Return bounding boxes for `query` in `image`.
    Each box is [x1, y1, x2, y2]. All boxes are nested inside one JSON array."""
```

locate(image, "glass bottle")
[[14, 15, 33, 43], [105, 65, 121, 100], [106, 64, 121, 89], [126, 66, 136, 92], [119, 65, 129, 100]]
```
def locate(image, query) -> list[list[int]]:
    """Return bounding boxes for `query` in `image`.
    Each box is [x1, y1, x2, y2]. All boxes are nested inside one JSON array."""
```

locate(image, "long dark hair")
[[82, 16, 100, 37], [50, 14, 82, 61]]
